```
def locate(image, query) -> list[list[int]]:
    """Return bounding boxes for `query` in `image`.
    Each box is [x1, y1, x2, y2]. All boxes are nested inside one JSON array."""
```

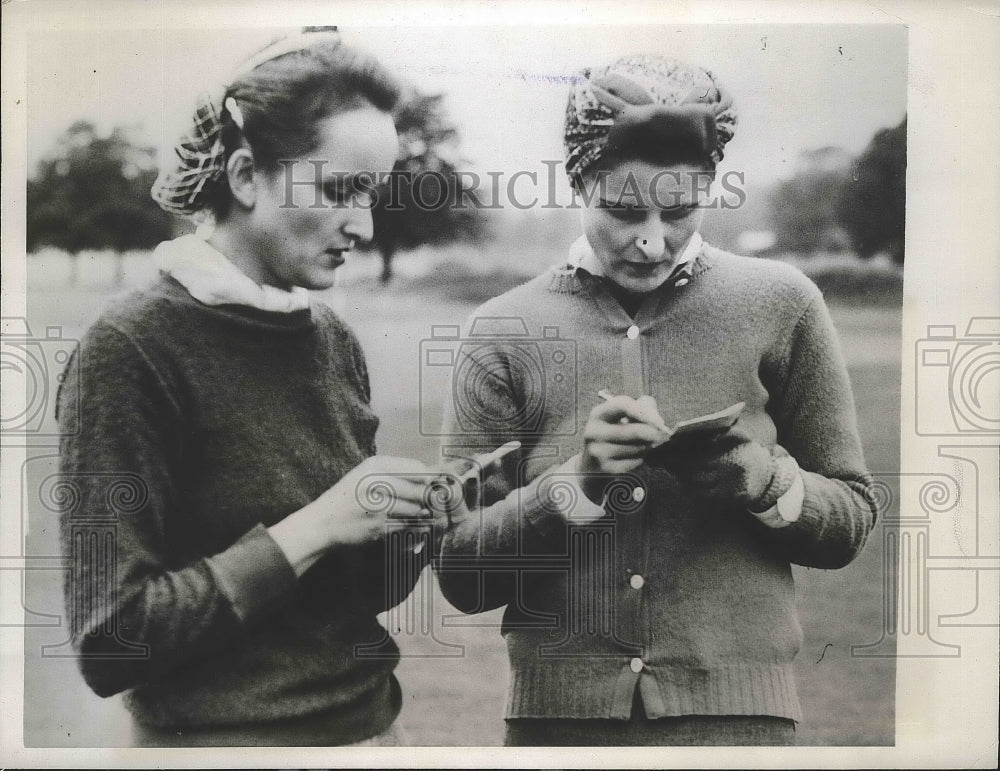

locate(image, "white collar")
[[153, 234, 311, 313], [569, 231, 703, 278]]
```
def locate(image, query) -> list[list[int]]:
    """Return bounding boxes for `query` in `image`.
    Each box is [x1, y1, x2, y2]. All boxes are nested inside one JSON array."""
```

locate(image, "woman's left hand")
[[654, 426, 776, 508]]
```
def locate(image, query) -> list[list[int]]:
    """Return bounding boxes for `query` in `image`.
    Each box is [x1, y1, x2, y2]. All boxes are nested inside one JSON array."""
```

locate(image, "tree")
[[837, 117, 907, 264], [27, 120, 174, 254], [768, 146, 854, 255], [371, 91, 487, 284]]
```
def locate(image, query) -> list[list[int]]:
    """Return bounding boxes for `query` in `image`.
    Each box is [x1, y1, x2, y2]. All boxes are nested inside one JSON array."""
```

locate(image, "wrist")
[[267, 506, 325, 577], [540, 455, 608, 524], [748, 454, 799, 513], [575, 453, 608, 505]]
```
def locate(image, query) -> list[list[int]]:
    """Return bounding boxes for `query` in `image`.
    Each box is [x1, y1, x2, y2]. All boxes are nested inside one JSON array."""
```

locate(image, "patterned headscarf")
[[564, 54, 737, 187], [151, 30, 341, 217]]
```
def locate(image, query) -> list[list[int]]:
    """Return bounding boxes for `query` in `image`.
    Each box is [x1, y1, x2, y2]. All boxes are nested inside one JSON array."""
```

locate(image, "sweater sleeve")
[[434, 330, 577, 615], [57, 321, 299, 698], [756, 293, 879, 568]]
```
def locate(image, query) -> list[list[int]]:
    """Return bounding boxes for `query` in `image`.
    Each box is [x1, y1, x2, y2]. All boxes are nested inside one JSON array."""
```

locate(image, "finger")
[[384, 500, 435, 519], [374, 456, 430, 476], [634, 395, 669, 432], [603, 458, 645, 475], [364, 477, 433, 504], [590, 441, 655, 461], [586, 420, 664, 446], [593, 396, 668, 432], [396, 517, 437, 530], [438, 457, 477, 477]]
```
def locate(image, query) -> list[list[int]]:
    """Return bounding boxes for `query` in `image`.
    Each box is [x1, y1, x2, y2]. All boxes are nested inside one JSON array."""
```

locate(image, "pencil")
[[455, 440, 522, 482]]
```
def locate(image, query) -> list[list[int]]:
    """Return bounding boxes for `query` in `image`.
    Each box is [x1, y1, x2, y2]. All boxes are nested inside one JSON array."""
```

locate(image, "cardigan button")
[[629, 657, 644, 673], [626, 325, 640, 340], [631, 486, 646, 503], [630, 573, 645, 590]]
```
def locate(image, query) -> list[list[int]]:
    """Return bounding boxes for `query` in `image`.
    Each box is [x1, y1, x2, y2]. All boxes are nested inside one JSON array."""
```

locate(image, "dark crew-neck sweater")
[[56, 274, 425, 743]]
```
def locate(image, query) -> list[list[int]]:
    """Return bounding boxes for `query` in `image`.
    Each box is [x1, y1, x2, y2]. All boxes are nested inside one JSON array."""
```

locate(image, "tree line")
[[26, 109, 906, 280], [769, 118, 906, 264]]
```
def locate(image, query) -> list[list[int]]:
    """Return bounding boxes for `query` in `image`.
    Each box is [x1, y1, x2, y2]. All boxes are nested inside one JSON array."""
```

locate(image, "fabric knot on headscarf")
[[151, 91, 231, 217], [150, 29, 342, 218], [564, 54, 737, 187]]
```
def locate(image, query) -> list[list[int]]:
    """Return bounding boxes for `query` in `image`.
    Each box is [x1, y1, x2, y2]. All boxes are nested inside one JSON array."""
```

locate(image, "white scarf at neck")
[[153, 234, 310, 313], [569, 231, 703, 278]]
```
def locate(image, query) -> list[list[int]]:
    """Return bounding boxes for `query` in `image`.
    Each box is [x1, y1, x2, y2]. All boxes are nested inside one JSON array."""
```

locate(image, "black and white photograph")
[[1, 1, 997, 767]]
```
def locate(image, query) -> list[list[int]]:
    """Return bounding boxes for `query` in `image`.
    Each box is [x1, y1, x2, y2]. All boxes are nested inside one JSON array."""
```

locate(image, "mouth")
[[622, 260, 670, 275], [324, 248, 349, 268]]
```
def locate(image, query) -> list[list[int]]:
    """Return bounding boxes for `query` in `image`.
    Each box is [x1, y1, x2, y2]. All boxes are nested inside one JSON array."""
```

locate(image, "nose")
[[342, 199, 375, 245], [634, 216, 666, 261]]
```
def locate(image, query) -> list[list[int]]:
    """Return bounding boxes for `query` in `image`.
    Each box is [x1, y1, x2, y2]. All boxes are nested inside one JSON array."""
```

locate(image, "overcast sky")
[[28, 24, 906, 195]]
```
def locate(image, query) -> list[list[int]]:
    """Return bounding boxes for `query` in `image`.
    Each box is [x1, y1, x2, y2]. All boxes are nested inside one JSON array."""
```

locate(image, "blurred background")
[[21, 24, 904, 746]]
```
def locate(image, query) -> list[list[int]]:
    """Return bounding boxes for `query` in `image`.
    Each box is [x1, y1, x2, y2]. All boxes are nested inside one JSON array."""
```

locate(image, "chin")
[[616, 275, 666, 293], [302, 280, 336, 291], [299, 272, 339, 291]]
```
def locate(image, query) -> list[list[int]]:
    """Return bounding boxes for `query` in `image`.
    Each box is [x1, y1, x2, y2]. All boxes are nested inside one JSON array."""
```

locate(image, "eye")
[[323, 180, 349, 204], [598, 200, 646, 222], [323, 175, 380, 208], [660, 204, 700, 222]]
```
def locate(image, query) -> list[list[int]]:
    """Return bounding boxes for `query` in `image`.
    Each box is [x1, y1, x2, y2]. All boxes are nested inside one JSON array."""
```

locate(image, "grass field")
[[20, 258, 900, 747]]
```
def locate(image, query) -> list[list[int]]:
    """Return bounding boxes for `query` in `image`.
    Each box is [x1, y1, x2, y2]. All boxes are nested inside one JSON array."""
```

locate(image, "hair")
[[588, 107, 718, 179], [200, 39, 402, 217]]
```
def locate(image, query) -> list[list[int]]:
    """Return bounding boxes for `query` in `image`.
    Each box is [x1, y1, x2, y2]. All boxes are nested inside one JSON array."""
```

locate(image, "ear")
[[225, 148, 257, 209]]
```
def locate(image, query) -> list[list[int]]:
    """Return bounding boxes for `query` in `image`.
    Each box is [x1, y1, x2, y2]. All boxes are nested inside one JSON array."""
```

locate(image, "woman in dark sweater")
[[56, 31, 434, 746], [435, 54, 879, 746]]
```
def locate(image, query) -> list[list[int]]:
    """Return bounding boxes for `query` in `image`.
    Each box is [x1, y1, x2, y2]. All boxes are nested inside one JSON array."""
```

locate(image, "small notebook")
[[651, 401, 746, 445], [664, 401, 745, 438]]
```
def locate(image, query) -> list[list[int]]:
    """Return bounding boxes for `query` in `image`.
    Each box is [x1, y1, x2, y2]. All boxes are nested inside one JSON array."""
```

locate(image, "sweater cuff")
[[748, 453, 799, 513], [206, 523, 298, 624], [521, 457, 604, 540], [750, 469, 804, 528]]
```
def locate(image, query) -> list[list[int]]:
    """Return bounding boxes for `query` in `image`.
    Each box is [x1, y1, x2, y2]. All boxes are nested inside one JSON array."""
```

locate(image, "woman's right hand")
[[268, 455, 432, 576], [577, 395, 666, 503]]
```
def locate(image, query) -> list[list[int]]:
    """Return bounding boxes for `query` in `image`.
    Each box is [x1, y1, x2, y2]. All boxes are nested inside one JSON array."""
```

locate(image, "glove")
[[650, 426, 794, 511]]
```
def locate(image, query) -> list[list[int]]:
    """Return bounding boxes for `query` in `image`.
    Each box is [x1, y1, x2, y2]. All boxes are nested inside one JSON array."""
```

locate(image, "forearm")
[[761, 288, 878, 568], [752, 468, 876, 568], [58, 323, 299, 696], [437, 456, 606, 612], [69, 521, 298, 697]]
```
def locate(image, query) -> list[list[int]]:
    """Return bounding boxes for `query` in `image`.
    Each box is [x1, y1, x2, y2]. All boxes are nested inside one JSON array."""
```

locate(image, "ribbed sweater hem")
[[129, 674, 401, 746], [506, 660, 802, 722]]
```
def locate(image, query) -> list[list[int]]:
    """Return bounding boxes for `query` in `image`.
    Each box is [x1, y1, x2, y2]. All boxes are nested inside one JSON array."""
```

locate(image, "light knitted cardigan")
[[436, 243, 877, 722]]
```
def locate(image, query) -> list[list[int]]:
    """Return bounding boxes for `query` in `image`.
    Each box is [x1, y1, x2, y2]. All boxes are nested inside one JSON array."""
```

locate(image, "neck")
[[206, 218, 278, 289], [603, 280, 649, 318]]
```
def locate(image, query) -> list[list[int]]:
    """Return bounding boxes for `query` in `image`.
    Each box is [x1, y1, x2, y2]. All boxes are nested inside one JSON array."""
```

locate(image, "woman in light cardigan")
[[57, 31, 434, 746], [434, 54, 878, 746]]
